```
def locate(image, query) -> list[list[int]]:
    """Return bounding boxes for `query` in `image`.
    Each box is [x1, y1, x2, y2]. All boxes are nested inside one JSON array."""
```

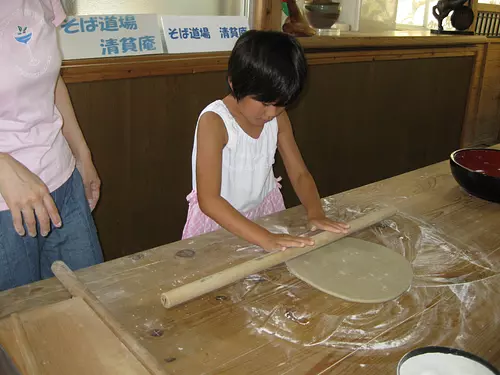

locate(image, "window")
[[61, 0, 249, 17], [395, 0, 500, 30], [395, 0, 454, 30]]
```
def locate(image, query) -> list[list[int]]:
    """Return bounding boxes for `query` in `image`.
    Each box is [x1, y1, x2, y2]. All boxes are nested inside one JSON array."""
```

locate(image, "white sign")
[[160, 16, 249, 54], [57, 14, 164, 60]]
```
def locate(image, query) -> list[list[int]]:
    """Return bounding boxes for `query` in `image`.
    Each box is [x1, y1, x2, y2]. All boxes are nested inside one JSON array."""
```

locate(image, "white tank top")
[[191, 100, 278, 212]]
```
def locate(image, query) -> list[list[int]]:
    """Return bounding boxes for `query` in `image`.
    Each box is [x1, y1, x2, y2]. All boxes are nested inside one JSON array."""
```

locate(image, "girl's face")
[[237, 97, 285, 127]]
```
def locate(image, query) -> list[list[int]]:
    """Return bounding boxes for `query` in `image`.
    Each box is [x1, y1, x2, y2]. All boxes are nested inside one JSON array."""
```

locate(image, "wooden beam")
[[461, 43, 488, 147], [470, 0, 479, 32], [252, 0, 283, 31], [61, 40, 487, 84], [477, 3, 500, 12]]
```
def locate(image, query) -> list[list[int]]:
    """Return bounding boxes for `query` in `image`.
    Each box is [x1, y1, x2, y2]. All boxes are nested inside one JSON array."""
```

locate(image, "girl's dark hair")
[[228, 30, 307, 107]]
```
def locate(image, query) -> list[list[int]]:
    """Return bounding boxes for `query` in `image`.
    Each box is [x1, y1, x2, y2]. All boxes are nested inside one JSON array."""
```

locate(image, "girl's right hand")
[[0, 154, 61, 237], [260, 233, 315, 252]]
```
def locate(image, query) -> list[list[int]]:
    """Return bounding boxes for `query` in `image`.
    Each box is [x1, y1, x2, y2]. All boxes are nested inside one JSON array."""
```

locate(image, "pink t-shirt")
[[0, 0, 75, 211]]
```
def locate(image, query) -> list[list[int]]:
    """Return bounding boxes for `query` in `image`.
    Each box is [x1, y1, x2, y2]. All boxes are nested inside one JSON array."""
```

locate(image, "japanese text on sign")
[[219, 27, 248, 39], [58, 14, 163, 59], [167, 27, 211, 40], [161, 16, 249, 53], [100, 36, 156, 56], [166, 26, 248, 40], [62, 15, 139, 34]]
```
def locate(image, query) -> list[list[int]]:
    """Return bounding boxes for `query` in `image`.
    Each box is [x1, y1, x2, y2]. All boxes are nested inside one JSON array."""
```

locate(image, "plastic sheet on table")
[[220, 202, 500, 359]]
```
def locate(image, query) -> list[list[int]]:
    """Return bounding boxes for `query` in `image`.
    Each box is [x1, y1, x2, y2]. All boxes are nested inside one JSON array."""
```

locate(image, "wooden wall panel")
[[275, 56, 473, 206], [476, 43, 500, 145], [68, 73, 228, 259], [68, 56, 474, 260]]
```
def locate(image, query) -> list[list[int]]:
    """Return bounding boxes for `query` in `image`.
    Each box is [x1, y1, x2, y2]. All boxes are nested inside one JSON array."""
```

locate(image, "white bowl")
[[398, 346, 499, 375]]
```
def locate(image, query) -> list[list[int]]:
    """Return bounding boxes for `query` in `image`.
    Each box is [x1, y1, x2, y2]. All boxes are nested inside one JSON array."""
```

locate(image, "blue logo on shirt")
[[15, 26, 32, 44]]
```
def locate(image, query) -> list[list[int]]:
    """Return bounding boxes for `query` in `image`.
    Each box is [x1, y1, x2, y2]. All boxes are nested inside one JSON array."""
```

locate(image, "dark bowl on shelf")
[[450, 148, 500, 203], [304, 1, 342, 29]]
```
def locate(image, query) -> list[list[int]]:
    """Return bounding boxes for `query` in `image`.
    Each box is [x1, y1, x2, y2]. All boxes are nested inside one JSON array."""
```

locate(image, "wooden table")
[[1, 148, 500, 374]]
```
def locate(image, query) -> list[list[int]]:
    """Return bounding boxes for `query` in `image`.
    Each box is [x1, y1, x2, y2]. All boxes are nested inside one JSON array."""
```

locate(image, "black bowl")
[[450, 148, 500, 203]]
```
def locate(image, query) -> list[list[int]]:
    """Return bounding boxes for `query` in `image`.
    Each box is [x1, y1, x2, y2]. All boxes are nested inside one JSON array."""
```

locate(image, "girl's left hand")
[[308, 216, 350, 234], [76, 156, 101, 211]]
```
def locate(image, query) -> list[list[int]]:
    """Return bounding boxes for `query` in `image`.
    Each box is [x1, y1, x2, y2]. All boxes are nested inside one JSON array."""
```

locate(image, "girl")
[[183, 30, 348, 252]]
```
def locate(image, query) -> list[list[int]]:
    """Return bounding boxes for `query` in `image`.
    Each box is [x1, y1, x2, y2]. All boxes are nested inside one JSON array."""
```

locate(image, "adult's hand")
[[0, 154, 61, 237]]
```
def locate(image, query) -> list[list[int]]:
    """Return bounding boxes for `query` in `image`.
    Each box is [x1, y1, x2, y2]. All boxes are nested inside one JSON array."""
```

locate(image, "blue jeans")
[[0, 169, 103, 291]]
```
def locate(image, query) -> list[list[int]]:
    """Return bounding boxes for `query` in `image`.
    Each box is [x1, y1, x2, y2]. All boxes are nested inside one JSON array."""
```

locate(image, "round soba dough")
[[286, 238, 413, 303]]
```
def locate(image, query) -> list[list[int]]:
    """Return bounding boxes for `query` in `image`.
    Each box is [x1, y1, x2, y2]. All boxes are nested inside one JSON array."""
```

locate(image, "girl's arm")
[[196, 112, 313, 251], [277, 111, 349, 233]]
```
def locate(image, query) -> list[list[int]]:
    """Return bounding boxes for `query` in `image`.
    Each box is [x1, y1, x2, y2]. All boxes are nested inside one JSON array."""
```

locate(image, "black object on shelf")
[[431, 0, 475, 34]]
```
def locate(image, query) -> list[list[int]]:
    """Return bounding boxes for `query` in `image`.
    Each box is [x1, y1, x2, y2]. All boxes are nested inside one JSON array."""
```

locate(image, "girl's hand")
[[260, 232, 314, 252], [308, 216, 350, 234], [0, 154, 61, 237]]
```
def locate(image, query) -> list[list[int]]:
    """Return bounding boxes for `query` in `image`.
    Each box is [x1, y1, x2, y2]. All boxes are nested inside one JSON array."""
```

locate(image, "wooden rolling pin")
[[51, 261, 168, 375], [161, 206, 397, 309]]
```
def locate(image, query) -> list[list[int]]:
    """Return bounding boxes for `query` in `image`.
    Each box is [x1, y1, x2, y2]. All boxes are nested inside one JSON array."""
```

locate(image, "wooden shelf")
[[298, 31, 488, 50], [61, 31, 488, 83], [61, 52, 231, 84]]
